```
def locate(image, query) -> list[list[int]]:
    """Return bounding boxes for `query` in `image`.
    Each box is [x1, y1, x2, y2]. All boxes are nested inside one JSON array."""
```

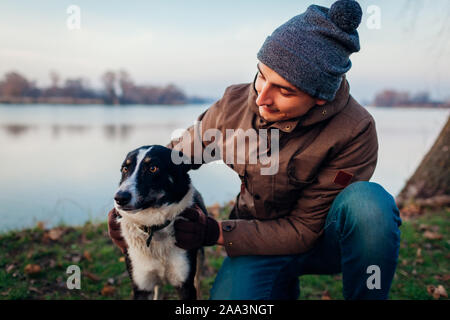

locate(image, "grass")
[[0, 204, 448, 300]]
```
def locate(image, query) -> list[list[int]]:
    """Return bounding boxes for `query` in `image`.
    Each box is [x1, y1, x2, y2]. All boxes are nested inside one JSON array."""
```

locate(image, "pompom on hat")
[[257, 0, 363, 101]]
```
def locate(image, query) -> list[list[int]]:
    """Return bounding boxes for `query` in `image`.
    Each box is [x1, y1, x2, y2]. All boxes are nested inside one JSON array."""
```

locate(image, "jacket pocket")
[[287, 158, 318, 189]]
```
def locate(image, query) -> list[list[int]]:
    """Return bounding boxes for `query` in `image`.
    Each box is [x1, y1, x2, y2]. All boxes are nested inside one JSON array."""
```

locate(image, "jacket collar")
[[248, 75, 350, 132]]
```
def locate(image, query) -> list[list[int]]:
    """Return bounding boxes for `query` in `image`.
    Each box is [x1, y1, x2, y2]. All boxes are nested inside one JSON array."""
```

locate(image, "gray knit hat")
[[257, 0, 362, 101]]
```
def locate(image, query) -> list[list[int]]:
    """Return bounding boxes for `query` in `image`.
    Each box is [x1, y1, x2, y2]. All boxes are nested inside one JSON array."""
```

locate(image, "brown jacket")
[[167, 75, 378, 256]]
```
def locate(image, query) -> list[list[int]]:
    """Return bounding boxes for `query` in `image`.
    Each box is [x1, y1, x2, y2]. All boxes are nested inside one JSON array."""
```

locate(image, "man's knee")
[[331, 181, 402, 236]]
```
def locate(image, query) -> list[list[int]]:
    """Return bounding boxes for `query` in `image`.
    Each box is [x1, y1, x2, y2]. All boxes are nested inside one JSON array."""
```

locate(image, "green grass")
[[0, 206, 448, 300]]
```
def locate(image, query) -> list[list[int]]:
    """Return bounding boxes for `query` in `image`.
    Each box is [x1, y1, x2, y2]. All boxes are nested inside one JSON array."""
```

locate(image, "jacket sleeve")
[[164, 96, 225, 168], [221, 116, 379, 256]]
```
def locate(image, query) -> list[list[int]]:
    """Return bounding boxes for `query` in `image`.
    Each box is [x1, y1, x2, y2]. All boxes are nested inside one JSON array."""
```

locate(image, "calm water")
[[0, 104, 448, 231]]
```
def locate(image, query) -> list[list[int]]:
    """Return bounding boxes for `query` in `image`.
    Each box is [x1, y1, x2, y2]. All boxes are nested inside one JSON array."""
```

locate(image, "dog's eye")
[[149, 166, 158, 173], [122, 167, 128, 173]]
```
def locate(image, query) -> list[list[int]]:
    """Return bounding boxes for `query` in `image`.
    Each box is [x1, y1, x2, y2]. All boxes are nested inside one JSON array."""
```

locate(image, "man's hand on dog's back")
[[107, 208, 128, 254]]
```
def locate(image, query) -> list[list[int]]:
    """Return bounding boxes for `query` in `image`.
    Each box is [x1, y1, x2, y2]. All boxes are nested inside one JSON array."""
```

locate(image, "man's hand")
[[174, 204, 220, 250], [107, 208, 128, 254]]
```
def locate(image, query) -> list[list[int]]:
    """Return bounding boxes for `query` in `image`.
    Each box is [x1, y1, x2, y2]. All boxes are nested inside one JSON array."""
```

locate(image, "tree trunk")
[[396, 115, 450, 210]]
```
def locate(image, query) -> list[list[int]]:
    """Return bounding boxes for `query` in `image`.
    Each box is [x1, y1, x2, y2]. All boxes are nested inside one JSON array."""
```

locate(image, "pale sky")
[[1, 0, 449, 102]]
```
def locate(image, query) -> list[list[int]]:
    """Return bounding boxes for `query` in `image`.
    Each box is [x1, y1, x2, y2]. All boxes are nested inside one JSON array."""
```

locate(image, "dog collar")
[[141, 220, 172, 247]]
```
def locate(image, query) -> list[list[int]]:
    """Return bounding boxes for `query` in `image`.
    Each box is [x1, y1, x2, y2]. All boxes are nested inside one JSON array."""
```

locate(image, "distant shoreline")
[[367, 104, 450, 109], [0, 96, 215, 106]]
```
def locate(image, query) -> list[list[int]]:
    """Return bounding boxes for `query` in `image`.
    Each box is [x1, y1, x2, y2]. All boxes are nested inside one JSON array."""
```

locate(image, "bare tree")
[[395, 1, 450, 212], [49, 71, 60, 89], [1, 72, 30, 97], [101, 71, 118, 105]]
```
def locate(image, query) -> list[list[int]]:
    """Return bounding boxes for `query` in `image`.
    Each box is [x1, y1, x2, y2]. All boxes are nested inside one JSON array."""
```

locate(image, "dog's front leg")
[[124, 251, 159, 300]]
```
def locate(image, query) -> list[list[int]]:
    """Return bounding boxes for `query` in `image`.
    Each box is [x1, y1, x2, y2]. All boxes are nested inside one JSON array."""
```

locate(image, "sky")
[[1, 0, 449, 102]]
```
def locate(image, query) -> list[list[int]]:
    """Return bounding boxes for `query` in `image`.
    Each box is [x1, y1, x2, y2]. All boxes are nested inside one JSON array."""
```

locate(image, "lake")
[[0, 104, 448, 232]]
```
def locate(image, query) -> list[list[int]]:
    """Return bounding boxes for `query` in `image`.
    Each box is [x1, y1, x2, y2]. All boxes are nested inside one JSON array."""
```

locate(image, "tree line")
[[372, 89, 450, 108], [0, 70, 209, 105]]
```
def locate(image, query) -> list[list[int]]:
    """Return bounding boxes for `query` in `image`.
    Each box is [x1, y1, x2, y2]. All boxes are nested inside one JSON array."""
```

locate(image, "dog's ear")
[[171, 150, 201, 173]]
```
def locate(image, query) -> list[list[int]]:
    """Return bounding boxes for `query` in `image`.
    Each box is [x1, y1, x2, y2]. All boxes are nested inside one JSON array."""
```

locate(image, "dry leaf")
[[71, 254, 81, 263], [24, 264, 41, 275], [101, 284, 116, 297], [6, 264, 15, 273], [427, 285, 448, 299], [1, 289, 11, 296], [36, 221, 45, 230], [321, 290, 332, 300], [118, 256, 125, 262], [83, 250, 92, 262], [423, 231, 443, 240], [28, 287, 42, 294], [415, 248, 424, 264], [400, 203, 422, 217], [83, 271, 100, 282], [48, 228, 65, 241]]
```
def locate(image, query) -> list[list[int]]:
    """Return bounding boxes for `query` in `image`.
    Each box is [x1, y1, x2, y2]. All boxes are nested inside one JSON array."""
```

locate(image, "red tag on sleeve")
[[333, 170, 353, 187]]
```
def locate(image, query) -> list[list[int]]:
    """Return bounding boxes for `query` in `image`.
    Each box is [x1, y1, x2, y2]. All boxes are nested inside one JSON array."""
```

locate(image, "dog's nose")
[[114, 191, 132, 206]]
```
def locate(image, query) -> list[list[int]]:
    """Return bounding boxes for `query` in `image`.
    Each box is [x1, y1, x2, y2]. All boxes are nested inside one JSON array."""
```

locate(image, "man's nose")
[[114, 190, 132, 206], [255, 84, 273, 106]]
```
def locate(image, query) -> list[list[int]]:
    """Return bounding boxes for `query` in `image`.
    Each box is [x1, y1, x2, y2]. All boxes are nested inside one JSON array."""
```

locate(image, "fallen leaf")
[[6, 264, 15, 273], [321, 290, 332, 300], [118, 256, 125, 262], [101, 284, 116, 297], [427, 285, 448, 299], [36, 221, 45, 230], [24, 264, 41, 275], [400, 203, 422, 217], [415, 248, 424, 264], [436, 285, 448, 298], [28, 287, 42, 294], [83, 250, 92, 262], [0, 289, 11, 296], [48, 227, 65, 241], [423, 231, 443, 240], [83, 271, 100, 282]]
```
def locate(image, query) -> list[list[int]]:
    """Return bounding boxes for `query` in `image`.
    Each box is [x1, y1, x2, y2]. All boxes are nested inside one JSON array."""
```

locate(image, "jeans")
[[210, 181, 402, 300]]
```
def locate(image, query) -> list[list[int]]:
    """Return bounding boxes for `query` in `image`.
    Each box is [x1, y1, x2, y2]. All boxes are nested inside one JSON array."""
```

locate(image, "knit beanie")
[[257, 0, 363, 101]]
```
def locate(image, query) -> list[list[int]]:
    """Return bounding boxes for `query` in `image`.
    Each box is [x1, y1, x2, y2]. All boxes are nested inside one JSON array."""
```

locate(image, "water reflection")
[[2, 124, 37, 136], [0, 104, 448, 232]]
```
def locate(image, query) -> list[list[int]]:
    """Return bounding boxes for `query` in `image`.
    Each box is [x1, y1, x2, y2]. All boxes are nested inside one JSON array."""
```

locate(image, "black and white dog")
[[113, 145, 206, 300]]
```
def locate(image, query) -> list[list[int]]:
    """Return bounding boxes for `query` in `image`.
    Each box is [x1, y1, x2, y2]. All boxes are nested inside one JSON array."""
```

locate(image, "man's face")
[[254, 62, 326, 122]]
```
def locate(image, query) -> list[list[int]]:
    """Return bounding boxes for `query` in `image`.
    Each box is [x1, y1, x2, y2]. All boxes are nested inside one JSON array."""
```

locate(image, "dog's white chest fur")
[[116, 186, 195, 291], [120, 219, 189, 290]]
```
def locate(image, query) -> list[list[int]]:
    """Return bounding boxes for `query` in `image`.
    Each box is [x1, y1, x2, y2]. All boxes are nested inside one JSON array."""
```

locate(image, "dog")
[[113, 145, 206, 300]]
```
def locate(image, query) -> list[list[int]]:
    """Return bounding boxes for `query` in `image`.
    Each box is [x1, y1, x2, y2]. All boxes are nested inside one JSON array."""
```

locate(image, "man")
[[108, 0, 402, 299]]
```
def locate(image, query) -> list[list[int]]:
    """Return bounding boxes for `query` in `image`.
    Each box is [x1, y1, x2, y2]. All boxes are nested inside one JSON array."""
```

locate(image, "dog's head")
[[114, 145, 193, 215]]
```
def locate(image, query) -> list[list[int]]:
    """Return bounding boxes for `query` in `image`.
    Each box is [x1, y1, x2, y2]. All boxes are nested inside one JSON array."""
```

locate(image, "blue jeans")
[[210, 181, 402, 300]]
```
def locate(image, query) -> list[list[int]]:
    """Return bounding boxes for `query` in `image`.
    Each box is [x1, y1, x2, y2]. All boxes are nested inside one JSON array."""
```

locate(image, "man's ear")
[[316, 99, 327, 106]]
